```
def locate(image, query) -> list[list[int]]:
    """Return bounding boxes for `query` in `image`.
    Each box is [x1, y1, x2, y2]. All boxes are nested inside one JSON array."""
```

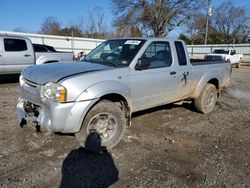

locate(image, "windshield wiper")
[[106, 61, 118, 67], [94, 61, 118, 67], [84, 59, 118, 67]]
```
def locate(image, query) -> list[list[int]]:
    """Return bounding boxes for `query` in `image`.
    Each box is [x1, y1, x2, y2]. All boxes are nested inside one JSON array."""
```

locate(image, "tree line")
[[15, 0, 250, 44]]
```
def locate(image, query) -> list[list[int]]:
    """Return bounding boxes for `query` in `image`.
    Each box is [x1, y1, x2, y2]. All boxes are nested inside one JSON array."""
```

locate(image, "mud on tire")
[[194, 83, 218, 114], [75, 100, 126, 151]]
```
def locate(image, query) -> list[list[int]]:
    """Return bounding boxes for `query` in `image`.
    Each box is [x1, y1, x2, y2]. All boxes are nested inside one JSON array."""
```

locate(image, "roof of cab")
[[0, 34, 29, 40], [107, 37, 182, 43]]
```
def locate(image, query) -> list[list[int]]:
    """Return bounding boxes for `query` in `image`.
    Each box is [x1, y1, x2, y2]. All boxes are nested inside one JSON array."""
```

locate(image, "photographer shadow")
[[60, 133, 118, 188]]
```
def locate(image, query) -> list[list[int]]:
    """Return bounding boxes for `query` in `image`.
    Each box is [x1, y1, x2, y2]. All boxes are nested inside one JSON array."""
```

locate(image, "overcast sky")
[[0, 0, 249, 36]]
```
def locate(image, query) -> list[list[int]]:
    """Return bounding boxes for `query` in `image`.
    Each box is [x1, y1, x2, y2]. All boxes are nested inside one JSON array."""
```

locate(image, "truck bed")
[[189, 59, 231, 94], [190, 59, 228, 66]]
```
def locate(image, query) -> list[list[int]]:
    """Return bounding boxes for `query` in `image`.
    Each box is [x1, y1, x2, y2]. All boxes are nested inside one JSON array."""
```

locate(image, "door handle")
[[170, 71, 176, 75], [24, 54, 31, 57]]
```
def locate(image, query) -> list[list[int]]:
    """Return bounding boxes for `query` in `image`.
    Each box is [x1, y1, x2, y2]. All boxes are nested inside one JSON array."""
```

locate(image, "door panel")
[[130, 41, 178, 112], [0, 39, 3, 73], [230, 55, 239, 64], [0, 52, 3, 73], [130, 67, 179, 112], [0, 51, 3, 74]]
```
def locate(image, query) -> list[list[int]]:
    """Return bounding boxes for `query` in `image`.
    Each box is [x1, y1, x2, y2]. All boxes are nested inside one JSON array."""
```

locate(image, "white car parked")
[[205, 48, 243, 68]]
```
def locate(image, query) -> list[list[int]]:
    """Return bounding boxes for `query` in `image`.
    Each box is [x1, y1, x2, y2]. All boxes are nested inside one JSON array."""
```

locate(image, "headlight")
[[41, 82, 67, 103]]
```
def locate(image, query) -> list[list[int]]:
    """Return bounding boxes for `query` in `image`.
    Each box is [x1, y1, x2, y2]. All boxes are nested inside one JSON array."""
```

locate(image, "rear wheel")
[[75, 100, 126, 151], [194, 83, 218, 114]]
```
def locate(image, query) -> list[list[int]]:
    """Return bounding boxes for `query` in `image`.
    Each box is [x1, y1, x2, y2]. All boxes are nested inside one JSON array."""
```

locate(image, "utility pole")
[[205, 0, 212, 45]]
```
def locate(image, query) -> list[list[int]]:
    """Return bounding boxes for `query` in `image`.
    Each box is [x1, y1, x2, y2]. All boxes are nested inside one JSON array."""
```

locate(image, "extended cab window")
[[175, 41, 187, 66], [4, 38, 28, 52], [141, 42, 172, 69]]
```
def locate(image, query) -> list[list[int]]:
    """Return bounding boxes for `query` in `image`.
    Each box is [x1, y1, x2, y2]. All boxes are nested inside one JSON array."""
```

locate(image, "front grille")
[[20, 77, 41, 105], [23, 78, 38, 88]]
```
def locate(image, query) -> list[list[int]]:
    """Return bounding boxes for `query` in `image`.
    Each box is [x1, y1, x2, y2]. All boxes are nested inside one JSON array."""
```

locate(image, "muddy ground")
[[0, 67, 250, 188]]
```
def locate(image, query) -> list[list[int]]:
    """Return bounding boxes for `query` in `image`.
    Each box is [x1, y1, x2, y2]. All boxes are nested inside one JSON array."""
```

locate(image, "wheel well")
[[100, 93, 130, 126], [44, 60, 59, 64], [207, 78, 219, 89]]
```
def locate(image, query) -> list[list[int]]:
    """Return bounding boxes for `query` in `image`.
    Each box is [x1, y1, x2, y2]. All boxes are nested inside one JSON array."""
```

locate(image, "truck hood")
[[22, 62, 111, 85]]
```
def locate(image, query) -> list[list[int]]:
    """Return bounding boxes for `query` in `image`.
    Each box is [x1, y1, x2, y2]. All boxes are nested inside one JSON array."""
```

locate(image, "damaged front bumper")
[[17, 76, 98, 133], [17, 97, 96, 133]]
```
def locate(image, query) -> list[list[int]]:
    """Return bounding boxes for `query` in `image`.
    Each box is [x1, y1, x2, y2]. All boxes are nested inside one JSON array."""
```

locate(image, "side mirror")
[[135, 58, 150, 71]]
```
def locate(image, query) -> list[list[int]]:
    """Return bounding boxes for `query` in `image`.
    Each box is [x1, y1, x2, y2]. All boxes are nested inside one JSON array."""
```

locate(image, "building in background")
[[0, 31, 104, 56]]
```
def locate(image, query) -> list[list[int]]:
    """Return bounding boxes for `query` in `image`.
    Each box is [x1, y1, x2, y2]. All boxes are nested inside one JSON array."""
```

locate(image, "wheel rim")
[[87, 113, 118, 143], [205, 90, 217, 111]]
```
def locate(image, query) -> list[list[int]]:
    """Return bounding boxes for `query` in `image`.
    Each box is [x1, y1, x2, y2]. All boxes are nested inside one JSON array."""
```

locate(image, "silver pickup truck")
[[0, 35, 73, 74], [17, 38, 231, 150]]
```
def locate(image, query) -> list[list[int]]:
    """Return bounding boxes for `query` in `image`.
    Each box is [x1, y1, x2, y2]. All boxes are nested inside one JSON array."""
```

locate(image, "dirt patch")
[[0, 68, 250, 187]]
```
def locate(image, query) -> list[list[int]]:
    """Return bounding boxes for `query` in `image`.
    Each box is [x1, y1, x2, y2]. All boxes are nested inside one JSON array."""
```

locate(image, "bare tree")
[[13, 27, 27, 33], [96, 7, 106, 34], [40, 17, 61, 35], [70, 17, 85, 33], [213, 1, 249, 44], [86, 13, 96, 37], [184, 13, 207, 44], [112, 0, 205, 37], [59, 26, 82, 37], [85, 7, 107, 38]]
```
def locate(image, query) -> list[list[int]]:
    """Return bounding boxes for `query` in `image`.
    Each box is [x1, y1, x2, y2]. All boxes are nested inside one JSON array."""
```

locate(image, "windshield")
[[212, 49, 229, 54], [84, 39, 145, 67]]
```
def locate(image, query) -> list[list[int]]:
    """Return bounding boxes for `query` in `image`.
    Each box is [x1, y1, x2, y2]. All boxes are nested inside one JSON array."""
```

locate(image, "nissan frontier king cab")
[[17, 38, 231, 150]]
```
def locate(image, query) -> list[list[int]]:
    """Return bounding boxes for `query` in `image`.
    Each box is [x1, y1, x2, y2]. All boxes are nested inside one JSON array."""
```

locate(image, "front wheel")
[[194, 83, 218, 114], [75, 100, 126, 151], [236, 62, 241, 68]]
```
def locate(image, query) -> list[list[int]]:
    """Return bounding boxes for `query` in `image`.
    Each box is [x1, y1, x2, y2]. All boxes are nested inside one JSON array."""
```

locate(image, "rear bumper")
[[17, 97, 98, 133]]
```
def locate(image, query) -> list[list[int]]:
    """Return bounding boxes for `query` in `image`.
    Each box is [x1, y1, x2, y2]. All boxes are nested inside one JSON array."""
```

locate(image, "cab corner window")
[[4, 38, 28, 52], [140, 41, 172, 69], [175, 41, 187, 66], [33, 45, 47, 52]]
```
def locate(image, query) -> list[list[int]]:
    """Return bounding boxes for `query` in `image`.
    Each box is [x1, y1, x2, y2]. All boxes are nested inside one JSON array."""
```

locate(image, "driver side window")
[[230, 50, 236, 55], [141, 42, 172, 69]]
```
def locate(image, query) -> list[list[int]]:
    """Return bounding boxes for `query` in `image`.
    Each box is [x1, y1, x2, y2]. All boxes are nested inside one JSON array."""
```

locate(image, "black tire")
[[236, 62, 241, 68], [194, 83, 218, 114], [75, 100, 126, 151]]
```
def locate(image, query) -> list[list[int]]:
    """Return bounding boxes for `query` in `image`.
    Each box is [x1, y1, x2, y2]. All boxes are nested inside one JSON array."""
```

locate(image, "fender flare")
[[192, 73, 220, 98], [36, 55, 61, 65], [74, 80, 131, 131], [76, 80, 131, 109]]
